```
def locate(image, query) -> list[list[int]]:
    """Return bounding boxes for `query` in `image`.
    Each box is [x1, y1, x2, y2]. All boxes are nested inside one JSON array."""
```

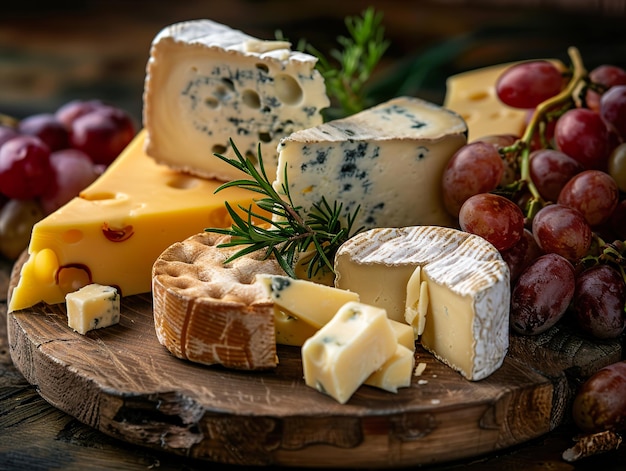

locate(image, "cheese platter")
[[6, 250, 622, 467]]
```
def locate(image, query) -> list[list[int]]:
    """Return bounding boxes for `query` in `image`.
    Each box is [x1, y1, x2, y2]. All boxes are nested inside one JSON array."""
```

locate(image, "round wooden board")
[[6, 261, 623, 468]]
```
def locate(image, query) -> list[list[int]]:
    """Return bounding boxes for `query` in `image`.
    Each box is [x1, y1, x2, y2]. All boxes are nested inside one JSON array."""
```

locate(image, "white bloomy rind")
[[143, 19, 329, 181], [335, 226, 510, 381]]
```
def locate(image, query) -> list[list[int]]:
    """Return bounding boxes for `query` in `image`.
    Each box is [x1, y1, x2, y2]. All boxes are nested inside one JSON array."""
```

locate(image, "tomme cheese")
[[273, 96, 467, 232], [8, 131, 259, 312], [143, 19, 329, 181], [444, 61, 563, 142], [301, 301, 397, 404], [334, 226, 510, 381], [66, 283, 120, 335]]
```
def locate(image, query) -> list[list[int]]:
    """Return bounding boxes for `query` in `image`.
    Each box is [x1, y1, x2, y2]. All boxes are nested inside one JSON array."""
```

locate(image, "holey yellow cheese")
[[273, 96, 467, 232], [144, 19, 329, 181], [444, 60, 564, 142], [9, 131, 259, 312], [302, 301, 397, 404], [334, 226, 510, 381]]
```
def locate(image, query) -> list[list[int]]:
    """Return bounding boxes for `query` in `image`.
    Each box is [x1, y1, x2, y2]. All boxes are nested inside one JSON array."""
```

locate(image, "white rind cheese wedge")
[[143, 19, 329, 181], [66, 283, 120, 335], [334, 226, 510, 381], [301, 301, 397, 404], [273, 96, 467, 232]]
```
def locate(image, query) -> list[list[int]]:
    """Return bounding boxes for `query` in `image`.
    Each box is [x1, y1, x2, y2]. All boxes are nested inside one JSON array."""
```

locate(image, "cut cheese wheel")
[[152, 232, 286, 370], [334, 225, 510, 381]]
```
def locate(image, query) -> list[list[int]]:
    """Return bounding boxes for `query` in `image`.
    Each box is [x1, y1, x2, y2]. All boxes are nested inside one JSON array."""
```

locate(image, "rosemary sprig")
[[287, 7, 389, 119], [206, 140, 362, 279]]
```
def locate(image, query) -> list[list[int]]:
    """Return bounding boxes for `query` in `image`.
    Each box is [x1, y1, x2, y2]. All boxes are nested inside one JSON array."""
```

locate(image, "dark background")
[[1, 0, 625, 127]]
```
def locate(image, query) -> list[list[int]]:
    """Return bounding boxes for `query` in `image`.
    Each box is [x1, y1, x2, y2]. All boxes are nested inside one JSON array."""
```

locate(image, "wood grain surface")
[[5, 253, 623, 468]]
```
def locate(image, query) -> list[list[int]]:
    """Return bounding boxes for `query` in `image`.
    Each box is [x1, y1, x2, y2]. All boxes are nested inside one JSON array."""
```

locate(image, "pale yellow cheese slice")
[[9, 130, 258, 312]]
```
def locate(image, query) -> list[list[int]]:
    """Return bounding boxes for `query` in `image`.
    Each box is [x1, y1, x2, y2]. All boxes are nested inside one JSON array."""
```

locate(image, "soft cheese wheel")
[[274, 96, 467, 232], [152, 232, 286, 370], [144, 19, 329, 181], [334, 226, 510, 381]]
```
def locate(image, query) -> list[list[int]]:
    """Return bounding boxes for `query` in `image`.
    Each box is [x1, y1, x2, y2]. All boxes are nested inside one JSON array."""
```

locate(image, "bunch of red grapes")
[[442, 47, 626, 342], [0, 100, 135, 258]]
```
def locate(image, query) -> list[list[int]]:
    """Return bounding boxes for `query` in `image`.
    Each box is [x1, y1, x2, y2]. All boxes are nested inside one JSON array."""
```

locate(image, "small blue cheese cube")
[[66, 284, 120, 335]]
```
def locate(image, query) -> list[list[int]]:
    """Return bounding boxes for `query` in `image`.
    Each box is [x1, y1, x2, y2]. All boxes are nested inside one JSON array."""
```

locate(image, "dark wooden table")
[[1, 1, 626, 469]]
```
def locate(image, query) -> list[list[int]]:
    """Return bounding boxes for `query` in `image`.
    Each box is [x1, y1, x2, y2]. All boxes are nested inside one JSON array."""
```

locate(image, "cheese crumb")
[[414, 362, 427, 376]]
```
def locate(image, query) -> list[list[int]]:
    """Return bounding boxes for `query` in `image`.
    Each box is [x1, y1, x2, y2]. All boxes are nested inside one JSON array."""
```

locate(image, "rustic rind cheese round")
[[152, 232, 285, 370]]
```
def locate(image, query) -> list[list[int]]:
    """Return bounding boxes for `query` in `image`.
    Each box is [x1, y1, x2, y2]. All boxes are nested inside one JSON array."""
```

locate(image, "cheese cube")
[[364, 345, 415, 393], [144, 19, 329, 181], [66, 284, 120, 335], [273, 96, 467, 232], [301, 301, 396, 404]]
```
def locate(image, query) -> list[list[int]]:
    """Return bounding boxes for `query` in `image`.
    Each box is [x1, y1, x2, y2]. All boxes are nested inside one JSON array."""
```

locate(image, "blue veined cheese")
[[143, 19, 329, 181], [301, 301, 397, 404], [65, 283, 120, 335], [273, 96, 467, 231], [334, 225, 510, 381]]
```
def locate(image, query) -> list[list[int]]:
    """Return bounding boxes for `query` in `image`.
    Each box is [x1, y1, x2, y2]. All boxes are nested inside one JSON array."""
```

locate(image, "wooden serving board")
[[6, 257, 623, 468]]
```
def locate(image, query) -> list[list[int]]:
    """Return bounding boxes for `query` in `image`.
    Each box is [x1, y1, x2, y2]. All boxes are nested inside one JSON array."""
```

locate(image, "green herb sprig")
[[206, 140, 362, 279]]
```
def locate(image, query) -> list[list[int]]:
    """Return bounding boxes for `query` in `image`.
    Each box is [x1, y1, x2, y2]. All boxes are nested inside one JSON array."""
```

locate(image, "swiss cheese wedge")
[[9, 130, 259, 312]]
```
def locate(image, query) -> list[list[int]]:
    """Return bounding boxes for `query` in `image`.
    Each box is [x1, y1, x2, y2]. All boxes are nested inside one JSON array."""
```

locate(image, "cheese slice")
[[301, 301, 397, 404], [66, 283, 120, 335], [444, 60, 564, 142], [256, 273, 359, 328], [143, 19, 329, 181], [364, 344, 415, 393], [9, 130, 259, 312], [273, 96, 466, 232], [334, 226, 510, 381]]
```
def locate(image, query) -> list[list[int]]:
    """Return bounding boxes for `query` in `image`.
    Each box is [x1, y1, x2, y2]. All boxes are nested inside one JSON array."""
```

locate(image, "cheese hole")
[[63, 229, 84, 244], [256, 63, 269, 73], [212, 144, 227, 155], [167, 175, 200, 190], [221, 78, 235, 91], [242, 89, 261, 109], [258, 132, 272, 143], [467, 91, 489, 102], [57, 265, 91, 295], [80, 192, 116, 202], [205, 97, 219, 109], [33, 248, 59, 284], [275, 74, 302, 105]]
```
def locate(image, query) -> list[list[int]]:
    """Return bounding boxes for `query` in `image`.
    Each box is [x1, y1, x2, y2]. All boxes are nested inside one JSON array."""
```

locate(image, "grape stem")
[[515, 47, 587, 218]]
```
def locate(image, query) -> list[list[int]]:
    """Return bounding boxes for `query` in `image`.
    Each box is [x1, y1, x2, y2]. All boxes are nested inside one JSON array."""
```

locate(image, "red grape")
[[600, 84, 626, 141], [0, 125, 19, 149], [573, 264, 626, 340], [555, 108, 610, 171], [55, 99, 106, 128], [557, 170, 619, 226], [585, 64, 626, 112], [499, 228, 543, 282], [474, 134, 519, 185], [496, 61, 564, 109], [529, 148, 583, 202], [510, 253, 575, 335], [0, 135, 54, 199], [607, 200, 626, 239], [69, 106, 135, 165], [18, 113, 69, 151], [608, 143, 626, 192], [458, 193, 524, 251], [442, 142, 504, 217], [40, 149, 100, 215], [531, 204, 591, 261]]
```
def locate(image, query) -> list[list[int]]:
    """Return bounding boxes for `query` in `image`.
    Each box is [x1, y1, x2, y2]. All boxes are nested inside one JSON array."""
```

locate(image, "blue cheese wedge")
[[334, 225, 510, 381], [143, 19, 329, 181], [273, 96, 467, 231], [301, 301, 397, 404], [65, 283, 120, 335]]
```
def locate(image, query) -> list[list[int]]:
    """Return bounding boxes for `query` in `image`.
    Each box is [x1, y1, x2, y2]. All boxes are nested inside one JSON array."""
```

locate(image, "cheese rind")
[[273, 96, 467, 232], [301, 301, 397, 404], [66, 283, 120, 335], [143, 19, 329, 181], [9, 131, 259, 312], [334, 226, 510, 381]]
